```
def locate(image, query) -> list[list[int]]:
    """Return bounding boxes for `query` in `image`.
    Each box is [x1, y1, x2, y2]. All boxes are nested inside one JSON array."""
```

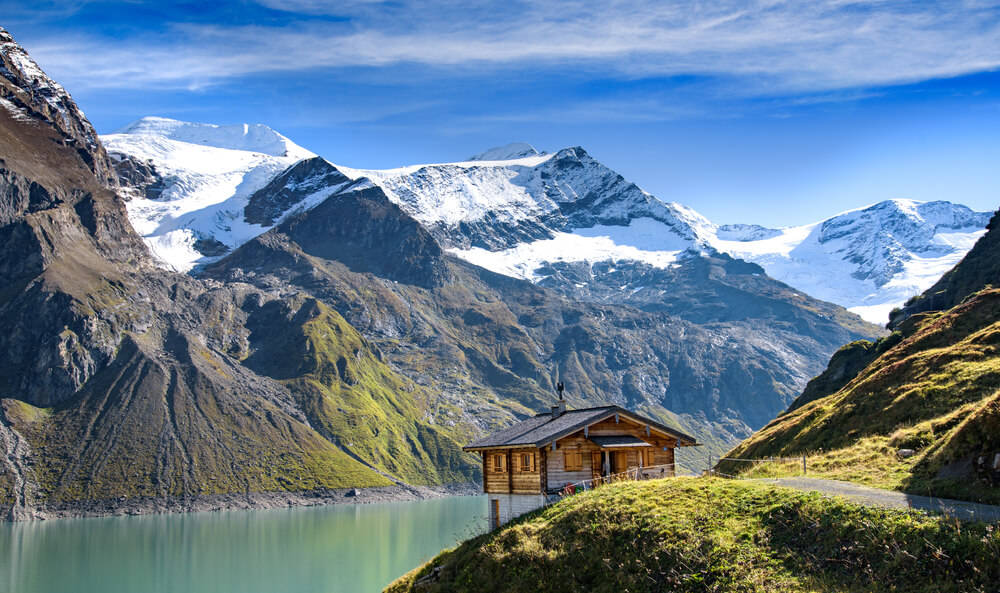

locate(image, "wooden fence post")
[[802, 455, 807, 475]]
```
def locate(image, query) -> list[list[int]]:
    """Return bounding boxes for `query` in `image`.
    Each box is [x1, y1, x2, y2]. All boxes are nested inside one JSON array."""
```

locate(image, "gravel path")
[[759, 477, 1000, 523]]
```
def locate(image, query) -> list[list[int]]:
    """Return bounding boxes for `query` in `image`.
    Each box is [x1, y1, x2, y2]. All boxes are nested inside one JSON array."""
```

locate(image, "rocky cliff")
[[0, 28, 475, 521]]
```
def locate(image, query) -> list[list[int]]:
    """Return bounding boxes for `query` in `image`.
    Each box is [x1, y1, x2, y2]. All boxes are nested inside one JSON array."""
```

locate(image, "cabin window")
[[564, 451, 583, 471], [519, 452, 535, 472], [492, 454, 506, 473]]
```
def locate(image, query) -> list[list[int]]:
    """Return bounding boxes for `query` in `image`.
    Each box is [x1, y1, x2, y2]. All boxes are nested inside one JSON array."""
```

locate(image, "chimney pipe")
[[552, 382, 566, 418]]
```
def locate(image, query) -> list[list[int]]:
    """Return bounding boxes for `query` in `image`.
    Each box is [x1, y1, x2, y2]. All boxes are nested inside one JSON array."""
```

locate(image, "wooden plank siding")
[[547, 434, 602, 487], [478, 414, 681, 494], [483, 448, 543, 494]]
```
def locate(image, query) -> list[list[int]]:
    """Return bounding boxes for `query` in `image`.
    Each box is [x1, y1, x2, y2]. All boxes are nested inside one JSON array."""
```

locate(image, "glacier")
[[102, 118, 992, 323]]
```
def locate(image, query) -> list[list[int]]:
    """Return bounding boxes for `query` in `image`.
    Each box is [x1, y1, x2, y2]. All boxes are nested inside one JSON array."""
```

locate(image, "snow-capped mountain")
[[102, 119, 992, 323], [102, 117, 327, 271], [711, 200, 990, 323], [338, 145, 715, 258]]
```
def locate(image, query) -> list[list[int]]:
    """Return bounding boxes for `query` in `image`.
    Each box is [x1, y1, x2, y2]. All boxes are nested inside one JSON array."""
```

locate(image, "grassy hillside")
[[386, 478, 999, 593], [242, 296, 477, 485], [722, 288, 1000, 503]]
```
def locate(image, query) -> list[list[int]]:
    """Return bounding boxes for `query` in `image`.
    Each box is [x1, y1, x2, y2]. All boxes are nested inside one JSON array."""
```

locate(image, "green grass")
[[246, 297, 479, 486], [723, 289, 1000, 504], [386, 478, 1000, 593]]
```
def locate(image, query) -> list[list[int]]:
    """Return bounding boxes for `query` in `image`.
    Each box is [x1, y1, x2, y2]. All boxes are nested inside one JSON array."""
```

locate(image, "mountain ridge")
[[722, 206, 1000, 504], [0, 31, 476, 520], [101, 118, 990, 324]]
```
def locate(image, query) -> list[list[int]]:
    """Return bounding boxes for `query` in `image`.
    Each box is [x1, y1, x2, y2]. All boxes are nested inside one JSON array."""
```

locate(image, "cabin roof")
[[588, 435, 651, 448], [463, 405, 698, 451]]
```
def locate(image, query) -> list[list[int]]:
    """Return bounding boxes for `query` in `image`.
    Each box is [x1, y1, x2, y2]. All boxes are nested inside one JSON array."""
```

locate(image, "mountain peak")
[[112, 116, 312, 158], [468, 142, 544, 161]]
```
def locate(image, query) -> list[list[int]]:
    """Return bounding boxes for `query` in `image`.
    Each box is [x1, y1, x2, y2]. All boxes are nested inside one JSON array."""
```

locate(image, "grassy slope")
[[386, 478, 1000, 593], [245, 297, 478, 485], [722, 288, 1000, 503], [1, 339, 395, 504]]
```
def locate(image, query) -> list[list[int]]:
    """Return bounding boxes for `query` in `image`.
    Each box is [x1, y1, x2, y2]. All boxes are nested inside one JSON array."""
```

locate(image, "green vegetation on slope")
[[889, 209, 1000, 327], [2, 336, 394, 504], [723, 288, 1000, 503], [386, 478, 1000, 593], [244, 297, 478, 486]]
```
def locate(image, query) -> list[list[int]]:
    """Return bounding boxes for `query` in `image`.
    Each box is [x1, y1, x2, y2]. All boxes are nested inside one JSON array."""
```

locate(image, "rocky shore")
[[7, 482, 481, 522]]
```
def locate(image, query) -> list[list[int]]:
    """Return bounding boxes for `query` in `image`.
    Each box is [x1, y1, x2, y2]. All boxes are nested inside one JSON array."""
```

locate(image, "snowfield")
[[103, 120, 992, 323], [103, 117, 315, 272]]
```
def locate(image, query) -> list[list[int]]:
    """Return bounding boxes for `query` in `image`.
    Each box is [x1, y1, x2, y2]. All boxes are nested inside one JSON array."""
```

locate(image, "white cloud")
[[19, 0, 1000, 94]]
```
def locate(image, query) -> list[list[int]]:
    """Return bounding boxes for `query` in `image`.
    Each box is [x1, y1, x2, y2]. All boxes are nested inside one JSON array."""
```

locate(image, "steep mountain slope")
[[723, 209, 1000, 503], [0, 29, 117, 189], [203, 175, 879, 467], [104, 122, 989, 325], [105, 118, 886, 464], [0, 29, 474, 520], [713, 200, 990, 323]]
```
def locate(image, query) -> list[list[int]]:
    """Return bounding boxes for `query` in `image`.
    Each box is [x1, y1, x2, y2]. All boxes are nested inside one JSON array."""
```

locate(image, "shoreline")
[[5, 482, 481, 522]]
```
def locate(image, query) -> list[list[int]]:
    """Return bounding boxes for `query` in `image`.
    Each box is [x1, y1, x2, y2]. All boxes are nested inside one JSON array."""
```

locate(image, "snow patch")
[[113, 117, 312, 159], [102, 120, 320, 272], [449, 218, 686, 280]]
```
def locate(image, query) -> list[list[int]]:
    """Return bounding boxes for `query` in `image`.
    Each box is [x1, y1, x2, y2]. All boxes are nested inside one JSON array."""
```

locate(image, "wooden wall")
[[483, 448, 542, 494], [480, 414, 683, 494], [546, 415, 680, 491], [545, 435, 601, 488]]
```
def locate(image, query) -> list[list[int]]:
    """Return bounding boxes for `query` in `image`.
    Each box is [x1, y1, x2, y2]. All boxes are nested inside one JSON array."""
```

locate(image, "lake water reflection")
[[0, 495, 487, 593]]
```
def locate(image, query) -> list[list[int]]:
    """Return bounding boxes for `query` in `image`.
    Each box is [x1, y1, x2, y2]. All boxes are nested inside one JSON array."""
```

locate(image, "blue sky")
[[3, 0, 999, 226]]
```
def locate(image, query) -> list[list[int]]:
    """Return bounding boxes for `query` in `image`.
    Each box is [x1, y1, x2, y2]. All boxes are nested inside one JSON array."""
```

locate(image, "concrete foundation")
[[488, 493, 547, 528]]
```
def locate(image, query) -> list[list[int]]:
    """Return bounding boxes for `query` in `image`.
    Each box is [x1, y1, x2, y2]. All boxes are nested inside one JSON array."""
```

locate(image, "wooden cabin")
[[464, 401, 698, 527]]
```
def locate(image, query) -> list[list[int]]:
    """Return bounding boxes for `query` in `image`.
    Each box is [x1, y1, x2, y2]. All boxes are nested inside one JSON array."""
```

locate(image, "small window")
[[492, 454, 506, 473], [564, 451, 582, 471], [520, 452, 534, 472]]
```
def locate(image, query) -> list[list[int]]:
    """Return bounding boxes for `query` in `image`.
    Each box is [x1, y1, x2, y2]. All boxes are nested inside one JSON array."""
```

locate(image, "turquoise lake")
[[0, 495, 487, 593]]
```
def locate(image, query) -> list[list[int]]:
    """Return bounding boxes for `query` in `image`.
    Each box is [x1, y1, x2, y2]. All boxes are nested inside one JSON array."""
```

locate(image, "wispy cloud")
[[17, 0, 1000, 95]]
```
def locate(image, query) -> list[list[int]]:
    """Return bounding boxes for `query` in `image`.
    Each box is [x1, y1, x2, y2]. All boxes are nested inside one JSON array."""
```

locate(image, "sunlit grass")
[[386, 478, 1000, 593]]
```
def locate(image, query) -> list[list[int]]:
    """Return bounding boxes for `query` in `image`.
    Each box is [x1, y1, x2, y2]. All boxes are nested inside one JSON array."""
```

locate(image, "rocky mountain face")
[[0, 29, 475, 521], [101, 116, 894, 468], [0, 29, 117, 189], [103, 120, 989, 326], [726, 211, 1000, 502]]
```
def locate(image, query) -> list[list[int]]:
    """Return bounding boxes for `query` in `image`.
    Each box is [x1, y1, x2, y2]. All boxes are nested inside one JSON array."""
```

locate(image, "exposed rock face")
[[0, 30, 475, 520], [278, 182, 449, 288], [244, 157, 351, 226], [109, 153, 167, 201], [0, 27, 117, 189], [889, 208, 1000, 327]]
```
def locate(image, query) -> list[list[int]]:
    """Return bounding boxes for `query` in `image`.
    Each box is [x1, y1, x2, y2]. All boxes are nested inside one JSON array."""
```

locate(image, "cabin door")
[[612, 451, 627, 474]]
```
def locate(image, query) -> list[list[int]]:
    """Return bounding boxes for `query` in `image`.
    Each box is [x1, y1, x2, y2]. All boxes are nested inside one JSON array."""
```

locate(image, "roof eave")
[[533, 407, 699, 449]]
